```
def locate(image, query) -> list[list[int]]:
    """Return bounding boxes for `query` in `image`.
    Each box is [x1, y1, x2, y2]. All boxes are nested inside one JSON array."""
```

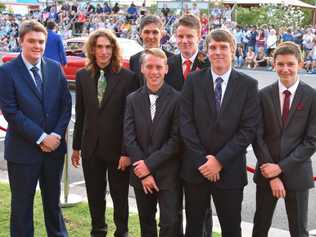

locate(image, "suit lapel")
[[17, 55, 42, 101], [100, 71, 121, 109], [285, 82, 303, 128], [202, 69, 217, 116], [140, 87, 152, 130], [271, 82, 283, 128], [41, 58, 49, 100]]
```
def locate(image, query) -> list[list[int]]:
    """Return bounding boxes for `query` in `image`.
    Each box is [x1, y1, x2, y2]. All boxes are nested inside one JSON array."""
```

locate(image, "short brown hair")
[[139, 15, 163, 32], [19, 20, 47, 41], [206, 29, 236, 53], [273, 42, 303, 63], [174, 14, 201, 33], [84, 29, 122, 74], [140, 48, 167, 65]]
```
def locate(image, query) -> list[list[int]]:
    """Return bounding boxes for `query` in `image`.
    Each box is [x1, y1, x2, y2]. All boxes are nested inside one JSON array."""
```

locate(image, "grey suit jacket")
[[253, 81, 316, 191]]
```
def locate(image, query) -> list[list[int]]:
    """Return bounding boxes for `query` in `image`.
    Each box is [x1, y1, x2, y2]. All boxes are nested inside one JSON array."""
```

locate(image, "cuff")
[[36, 132, 48, 145]]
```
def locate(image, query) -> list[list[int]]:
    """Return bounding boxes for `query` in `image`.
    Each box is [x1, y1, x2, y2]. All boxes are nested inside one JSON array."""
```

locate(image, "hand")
[[40, 144, 52, 152], [118, 156, 131, 171], [42, 135, 60, 151], [71, 150, 81, 168], [260, 163, 282, 179], [198, 155, 222, 181], [141, 175, 159, 194], [269, 177, 286, 198], [133, 160, 150, 178]]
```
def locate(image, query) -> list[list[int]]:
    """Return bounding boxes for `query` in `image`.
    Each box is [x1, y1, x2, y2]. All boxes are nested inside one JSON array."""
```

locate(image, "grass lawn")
[[0, 182, 221, 237]]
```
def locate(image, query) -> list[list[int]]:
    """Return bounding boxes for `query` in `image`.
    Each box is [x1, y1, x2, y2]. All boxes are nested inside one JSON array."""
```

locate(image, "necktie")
[[97, 70, 107, 106], [149, 94, 158, 121], [215, 77, 223, 113], [282, 90, 291, 125], [30, 66, 43, 96], [183, 59, 192, 81]]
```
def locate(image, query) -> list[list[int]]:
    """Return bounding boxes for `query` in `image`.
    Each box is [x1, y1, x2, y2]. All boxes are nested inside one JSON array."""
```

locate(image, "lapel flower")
[[296, 103, 304, 111]]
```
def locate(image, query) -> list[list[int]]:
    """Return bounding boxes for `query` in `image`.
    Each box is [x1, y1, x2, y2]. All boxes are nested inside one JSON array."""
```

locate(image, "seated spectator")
[[127, 3, 138, 21], [254, 47, 268, 68], [245, 47, 256, 69], [282, 28, 294, 42], [112, 3, 120, 14], [103, 2, 112, 14], [235, 44, 244, 68]]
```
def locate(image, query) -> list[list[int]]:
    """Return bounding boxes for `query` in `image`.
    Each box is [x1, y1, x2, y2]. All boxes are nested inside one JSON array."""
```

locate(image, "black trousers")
[[252, 186, 309, 237], [82, 157, 129, 237], [184, 181, 243, 237], [134, 187, 179, 237]]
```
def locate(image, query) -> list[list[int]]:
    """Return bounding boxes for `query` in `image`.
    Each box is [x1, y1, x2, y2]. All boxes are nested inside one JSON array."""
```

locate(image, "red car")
[[1, 37, 143, 83]]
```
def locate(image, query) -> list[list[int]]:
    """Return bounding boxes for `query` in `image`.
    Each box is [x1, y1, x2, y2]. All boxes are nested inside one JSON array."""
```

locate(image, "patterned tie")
[[282, 90, 291, 125], [215, 77, 223, 113], [183, 59, 192, 81], [30, 66, 43, 96], [97, 70, 107, 106], [149, 94, 158, 121]]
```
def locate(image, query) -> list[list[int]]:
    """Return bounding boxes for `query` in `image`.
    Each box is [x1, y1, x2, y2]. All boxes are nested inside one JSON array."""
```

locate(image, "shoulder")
[[167, 54, 180, 65], [259, 83, 275, 98], [127, 87, 142, 101], [43, 57, 60, 67], [117, 67, 135, 78], [300, 81, 316, 97], [190, 67, 209, 79], [231, 69, 258, 86], [130, 51, 142, 62]]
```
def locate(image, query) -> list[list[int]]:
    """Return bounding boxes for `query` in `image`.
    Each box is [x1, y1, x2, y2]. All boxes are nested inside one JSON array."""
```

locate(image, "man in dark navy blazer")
[[180, 29, 259, 237], [252, 42, 316, 237], [129, 15, 174, 87], [0, 20, 71, 237], [44, 20, 67, 65]]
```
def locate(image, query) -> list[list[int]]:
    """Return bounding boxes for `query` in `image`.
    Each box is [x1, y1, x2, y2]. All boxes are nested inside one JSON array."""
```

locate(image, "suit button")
[[46, 113, 48, 117]]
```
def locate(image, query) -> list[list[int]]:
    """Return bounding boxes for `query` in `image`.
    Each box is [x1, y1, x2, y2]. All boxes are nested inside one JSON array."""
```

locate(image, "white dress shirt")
[[278, 79, 300, 114], [211, 68, 232, 104]]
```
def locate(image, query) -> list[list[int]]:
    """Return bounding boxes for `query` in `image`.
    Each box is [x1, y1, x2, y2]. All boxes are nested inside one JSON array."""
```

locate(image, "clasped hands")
[[133, 160, 159, 194], [260, 163, 285, 198], [198, 155, 222, 182], [40, 134, 61, 152]]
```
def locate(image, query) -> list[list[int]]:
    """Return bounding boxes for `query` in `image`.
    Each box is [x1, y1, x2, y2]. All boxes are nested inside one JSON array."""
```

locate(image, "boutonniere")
[[296, 103, 304, 111]]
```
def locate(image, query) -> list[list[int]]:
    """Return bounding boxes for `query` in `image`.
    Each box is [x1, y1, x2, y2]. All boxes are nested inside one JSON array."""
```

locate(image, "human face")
[[274, 54, 301, 88], [20, 31, 46, 65], [208, 40, 234, 75], [175, 25, 200, 58], [94, 36, 113, 68], [141, 54, 168, 92], [140, 23, 162, 49]]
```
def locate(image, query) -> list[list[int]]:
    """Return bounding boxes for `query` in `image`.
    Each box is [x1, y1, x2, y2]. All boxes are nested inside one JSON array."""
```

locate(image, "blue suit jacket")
[[44, 30, 67, 65], [0, 54, 72, 164]]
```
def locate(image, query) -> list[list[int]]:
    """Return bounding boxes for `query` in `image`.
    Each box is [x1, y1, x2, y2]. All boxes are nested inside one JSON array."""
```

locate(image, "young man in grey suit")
[[252, 42, 316, 237], [180, 29, 259, 237], [124, 48, 180, 237]]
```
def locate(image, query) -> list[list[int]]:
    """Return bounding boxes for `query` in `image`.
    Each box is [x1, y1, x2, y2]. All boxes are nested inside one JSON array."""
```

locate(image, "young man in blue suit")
[[44, 20, 67, 66], [0, 20, 72, 237]]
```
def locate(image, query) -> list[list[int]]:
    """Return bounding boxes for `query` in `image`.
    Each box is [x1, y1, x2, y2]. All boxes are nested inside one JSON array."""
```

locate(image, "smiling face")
[[20, 31, 46, 64], [140, 23, 163, 49], [208, 39, 234, 75], [274, 54, 301, 88], [141, 54, 168, 92], [175, 25, 200, 58], [94, 36, 113, 68]]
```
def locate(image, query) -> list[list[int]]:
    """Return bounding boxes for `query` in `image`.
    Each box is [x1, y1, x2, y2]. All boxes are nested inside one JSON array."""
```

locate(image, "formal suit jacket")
[[0, 54, 72, 164], [124, 83, 180, 190], [180, 68, 259, 188], [253, 81, 316, 191], [165, 52, 210, 91], [129, 49, 174, 87], [44, 30, 67, 65], [72, 67, 137, 163]]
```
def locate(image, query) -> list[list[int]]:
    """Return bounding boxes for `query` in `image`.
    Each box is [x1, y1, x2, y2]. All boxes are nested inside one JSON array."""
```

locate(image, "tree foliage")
[[0, 3, 6, 13]]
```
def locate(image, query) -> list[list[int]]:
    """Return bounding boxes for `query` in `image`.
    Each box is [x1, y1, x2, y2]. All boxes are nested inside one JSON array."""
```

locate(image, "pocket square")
[[296, 103, 304, 110]]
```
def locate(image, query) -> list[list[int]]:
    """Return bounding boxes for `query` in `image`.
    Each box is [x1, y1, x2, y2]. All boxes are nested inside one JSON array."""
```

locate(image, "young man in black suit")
[[129, 15, 174, 87], [124, 48, 180, 237], [165, 14, 210, 91], [180, 29, 259, 237], [252, 42, 316, 237], [71, 29, 137, 237]]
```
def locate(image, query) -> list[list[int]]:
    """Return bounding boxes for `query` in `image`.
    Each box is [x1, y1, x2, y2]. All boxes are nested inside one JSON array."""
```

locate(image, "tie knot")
[[216, 77, 223, 84], [283, 90, 291, 97], [184, 59, 191, 67], [99, 70, 104, 76], [31, 66, 39, 73]]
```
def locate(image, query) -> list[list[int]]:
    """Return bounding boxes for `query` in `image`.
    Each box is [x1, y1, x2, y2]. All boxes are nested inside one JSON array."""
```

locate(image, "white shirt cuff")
[[36, 133, 48, 145]]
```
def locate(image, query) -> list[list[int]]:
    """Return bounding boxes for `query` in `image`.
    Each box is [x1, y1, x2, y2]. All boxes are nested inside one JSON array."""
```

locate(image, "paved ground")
[[1, 68, 316, 236]]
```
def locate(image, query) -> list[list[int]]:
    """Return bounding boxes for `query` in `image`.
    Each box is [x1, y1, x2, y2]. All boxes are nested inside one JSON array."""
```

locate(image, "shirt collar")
[[278, 78, 300, 95], [211, 68, 232, 84], [181, 50, 199, 65], [21, 53, 41, 71], [146, 82, 166, 96]]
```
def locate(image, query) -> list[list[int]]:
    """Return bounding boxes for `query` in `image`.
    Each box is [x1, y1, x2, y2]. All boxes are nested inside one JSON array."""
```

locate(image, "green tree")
[[0, 3, 6, 13]]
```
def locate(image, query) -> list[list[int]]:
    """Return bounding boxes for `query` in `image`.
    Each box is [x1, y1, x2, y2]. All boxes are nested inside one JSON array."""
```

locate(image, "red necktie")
[[183, 59, 192, 80], [282, 90, 291, 125]]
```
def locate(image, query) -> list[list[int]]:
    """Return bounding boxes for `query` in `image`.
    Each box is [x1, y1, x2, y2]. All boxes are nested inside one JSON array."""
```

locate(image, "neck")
[[97, 61, 110, 69], [147, 82, 163, 93], [182, 50, 197, 60], [212, 66, 230, 76]]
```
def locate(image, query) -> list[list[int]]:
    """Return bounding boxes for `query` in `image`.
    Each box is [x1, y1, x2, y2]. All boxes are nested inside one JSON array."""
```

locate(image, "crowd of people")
[[1, 2, 316, 73], [1, 12, 316, 237]]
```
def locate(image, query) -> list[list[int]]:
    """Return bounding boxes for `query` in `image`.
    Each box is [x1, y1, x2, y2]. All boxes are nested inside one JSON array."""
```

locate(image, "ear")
[[165, 64, 169, 75]]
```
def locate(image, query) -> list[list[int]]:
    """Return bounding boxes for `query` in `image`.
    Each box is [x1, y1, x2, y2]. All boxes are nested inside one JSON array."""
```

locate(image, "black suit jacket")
[[165, 53, 210, 91], [180, 68, 259, 188], [253, 81, 316, 191], [129, 49, 174, 87], [72, 67, 137, 163], [124, 83, 180, 190]]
